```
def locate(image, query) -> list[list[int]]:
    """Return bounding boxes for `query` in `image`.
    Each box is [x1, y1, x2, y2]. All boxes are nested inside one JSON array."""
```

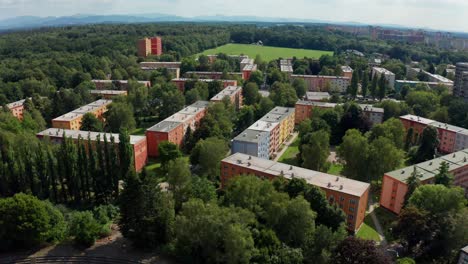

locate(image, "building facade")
[[380, 149, 468, 214], [372, 67, 396, 89], [210, 86, 243, 110], [295, 101, 384, 127], [341, 66, 354, 79], [305, 92, 331, 102], [52, 99, 112, 130], [138, 37, 162, 57], [37, 128, 148, 172], [454, 62, 468, 101], [232, 107, 295, 160], [221, 153, 370, 231], [171, 78, 238, 93], [184, 71, 243, 80], [92, 80, 151, 90], [89, 90, 128, 99], [140, 62, 181, 78], [290, 75, 351, 93], [146, 101, 209, 157], [400, 114, 468, 153], [6, 98, 27, 120]]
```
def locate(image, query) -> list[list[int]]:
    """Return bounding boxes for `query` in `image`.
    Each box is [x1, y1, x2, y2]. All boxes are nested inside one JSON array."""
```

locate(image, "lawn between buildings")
[[198, 44, 333, 61]]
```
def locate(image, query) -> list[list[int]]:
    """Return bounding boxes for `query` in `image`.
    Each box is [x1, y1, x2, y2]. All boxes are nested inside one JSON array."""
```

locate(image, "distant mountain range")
[[0, 13, 463, 35]]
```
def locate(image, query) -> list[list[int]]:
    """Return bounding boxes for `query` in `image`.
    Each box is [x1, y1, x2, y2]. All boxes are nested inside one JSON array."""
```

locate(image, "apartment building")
[[92, 80, 151, 90], [295, 101, 384, 127], [305, 92, 331, 102], [395, 80, 454, 93], [380, 149, 468, 214], [52, 99, 112, 130], [171, 78, 238, 93], [137, 37, 162, 57], [242, 64, 257, 80], [210, 86, 243, 110], [6, 98, 27, 120], [290, 75, 351, 93], [146, 101, 210, 157], [400, 114, 468, 153], [232, 107, 295, 159], [341, 66, 354, 79], [221, 153, 371, 231], [372, 67, 396, 89], [184, 71, 243, 80], [37, 128, 148, 172], [280, 59, 293, 77], [89, 90, 128, 99], [140, 62, 181, 78], [240, 58, 255, 71], [454, 62, 468, 101]]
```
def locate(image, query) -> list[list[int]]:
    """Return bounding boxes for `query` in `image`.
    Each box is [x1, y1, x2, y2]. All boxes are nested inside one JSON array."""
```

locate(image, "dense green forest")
[[0, 23, 467, 263]]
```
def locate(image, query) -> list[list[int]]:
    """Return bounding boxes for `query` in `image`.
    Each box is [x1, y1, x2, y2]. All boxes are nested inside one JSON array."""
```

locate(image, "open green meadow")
[[199, 44, 333, 61]]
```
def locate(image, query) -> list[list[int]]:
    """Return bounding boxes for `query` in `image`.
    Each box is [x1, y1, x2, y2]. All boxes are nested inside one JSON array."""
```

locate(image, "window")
[[348, 215, 354, 220], [350, 199, 356, 205], [329, 195, 335, 203]]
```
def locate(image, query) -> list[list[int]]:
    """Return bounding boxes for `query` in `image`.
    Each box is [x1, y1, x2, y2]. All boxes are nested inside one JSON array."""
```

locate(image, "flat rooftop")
[[139, 61, 181, 67], [210, 86, 242, 101], [386, 149, 468, 182], [262, 107, 294, 122], [341, 66, 353, 72], [233, 129, 268, 143], [306, 92, 331, 101], [280, 65, 293, 72], [91, 80, 150, 84], [241, 58, 254, 64], [53, 99, 112, 122], [7, 98, 26, 108], [242, 64, 257, 71], [248, 120, 279, 133], [373, 67, 395, 76], [296, 100, 338, 108], [223, 153, 370, 197], [37, 128, 146, 145], [400, 114, 436, 125], [291, 74, 351, 80], [146, 120, 183, 133], [185, 71, 242, 76], [90, 90, 127, 95], [172, 78, 236, 83], [359, 104, 384, 113]]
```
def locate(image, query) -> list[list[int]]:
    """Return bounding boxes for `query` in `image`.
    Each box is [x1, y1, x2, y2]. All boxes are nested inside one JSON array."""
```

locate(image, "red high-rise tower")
[[137, 37, 163, 57]]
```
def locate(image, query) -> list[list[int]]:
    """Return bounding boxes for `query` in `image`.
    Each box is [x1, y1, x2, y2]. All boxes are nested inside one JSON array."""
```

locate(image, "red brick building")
[[221, 153, 370, 231], [210, 86, 243, 110], [6, 98, 27, 120], [380, 149, 468, 214], [171, 78, 238, 93], [92, 80, 151, 91], [36, 128, 148, 172], [138, 37, 162, 57], [146, 101, 210, 157]]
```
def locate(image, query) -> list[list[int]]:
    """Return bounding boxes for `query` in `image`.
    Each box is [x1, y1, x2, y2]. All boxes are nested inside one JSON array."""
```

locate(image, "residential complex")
[[171, 78, 238, 93], [140, 61, 181, 78], [92, 80, 151, 90], [400, 114, 468, 153], [36, 128, 148, 172], [380, 149, 468, 214], [341, 66, 354, 79], [290, 75, 351, 93], [89, 90, 128, 99], [221, 153, 371, 231], [394, 80, 454, 93], [137, 37, 162, 57], [454, 62, 468, 101], [210, 86, 243, 110], [305, 92, 331, 102], [280, 59, 293, 76], [184, 71, 243, 80], [295, 101, 384, 126], [372, 67, 396, 89], [6, 98, 27, 120], [232, 107, 295, 159], [52, 99, 112, 130], [146, 101, 210, 157], [242, 63, 257, 80], [240, 58, 254, 70]]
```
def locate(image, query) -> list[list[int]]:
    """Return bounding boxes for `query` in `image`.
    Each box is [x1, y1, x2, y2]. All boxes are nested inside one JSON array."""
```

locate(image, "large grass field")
[[199, 44, 333, 61]]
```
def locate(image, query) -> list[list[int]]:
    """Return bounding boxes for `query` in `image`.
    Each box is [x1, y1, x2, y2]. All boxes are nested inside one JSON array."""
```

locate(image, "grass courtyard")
[[278, 137, 300, 166], [356, 206, 398, 242], [198, 44, 333, 61]]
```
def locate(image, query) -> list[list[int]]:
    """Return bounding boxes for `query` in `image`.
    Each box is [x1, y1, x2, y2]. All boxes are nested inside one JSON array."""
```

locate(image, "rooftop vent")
[[336, 176, 339, 182], [290, 165, 293, 170], [429, 162, 433, 165], [340, 185, 343, 190], [327, 182, 331, 187], [453, 154, 456, 157], [247, 162, 251, 167], [237, 159, 242, 164], [401, 170, 405, 174], [291, 173, 295, 178], [248, 156, 252, 160]]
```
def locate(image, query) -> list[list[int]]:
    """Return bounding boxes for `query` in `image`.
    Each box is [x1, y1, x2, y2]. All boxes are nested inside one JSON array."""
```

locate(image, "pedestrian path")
[[274, 132, 298, 162]]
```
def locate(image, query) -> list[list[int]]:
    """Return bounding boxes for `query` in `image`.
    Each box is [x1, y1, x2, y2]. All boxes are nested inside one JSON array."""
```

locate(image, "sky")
[[1, 0, 468, 32]]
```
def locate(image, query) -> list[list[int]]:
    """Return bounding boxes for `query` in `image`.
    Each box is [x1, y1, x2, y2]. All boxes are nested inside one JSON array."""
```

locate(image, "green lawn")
[[131, 127, 146, 135], [199, 44, 333, 61], [278, 137, 300, 166], [356, 215, 381, 242], [327, 163, 343, 175]]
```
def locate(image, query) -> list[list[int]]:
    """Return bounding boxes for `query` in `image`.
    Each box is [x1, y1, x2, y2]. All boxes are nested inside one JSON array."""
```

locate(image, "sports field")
[[199, 44, 333, 61]]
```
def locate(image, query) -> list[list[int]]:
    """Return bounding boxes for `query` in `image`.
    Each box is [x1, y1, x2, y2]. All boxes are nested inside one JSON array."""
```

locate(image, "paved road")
[[274, 132, 298, 162]]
